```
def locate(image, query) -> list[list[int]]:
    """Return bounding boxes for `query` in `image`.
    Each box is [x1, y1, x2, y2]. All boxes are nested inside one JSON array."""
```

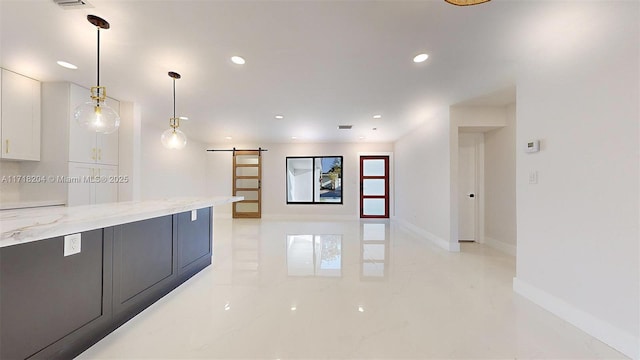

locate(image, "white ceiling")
[[0, 0, 605, 144]]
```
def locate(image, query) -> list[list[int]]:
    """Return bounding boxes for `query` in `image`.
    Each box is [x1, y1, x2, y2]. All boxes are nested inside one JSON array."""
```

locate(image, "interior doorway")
[[451, 93, 517, 255]]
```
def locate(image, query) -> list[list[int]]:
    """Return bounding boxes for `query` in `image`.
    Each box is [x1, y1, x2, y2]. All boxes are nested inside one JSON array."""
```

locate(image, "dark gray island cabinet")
[[0, 204, 219, 359]]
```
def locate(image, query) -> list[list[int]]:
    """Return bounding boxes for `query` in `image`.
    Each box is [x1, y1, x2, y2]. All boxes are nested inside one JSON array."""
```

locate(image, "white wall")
[[483, 103, 516, 254], [394, 112, 456, 251], [140, 122, 209, 200], [205, 146, 233, 215], [0, 160, 21, 203], [118, 101, 141, 201], [206, 142, 393, 218], [453, 106, 507, 129], [513, 2, 639, 357]]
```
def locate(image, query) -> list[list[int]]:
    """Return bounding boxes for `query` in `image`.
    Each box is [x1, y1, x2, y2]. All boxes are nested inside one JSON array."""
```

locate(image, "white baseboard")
[[216, 213, 363, 221], [261, 214, 359, 221], [513, 277, 638, 359], [214, 213, 355, 221], [393, 217, 459, 252], [483, 236, 517, 256]]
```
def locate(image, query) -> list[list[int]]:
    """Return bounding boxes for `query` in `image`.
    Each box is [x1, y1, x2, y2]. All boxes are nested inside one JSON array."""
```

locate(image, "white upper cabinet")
[[1, 69, 41, 161], [68, 83, 119, 165]]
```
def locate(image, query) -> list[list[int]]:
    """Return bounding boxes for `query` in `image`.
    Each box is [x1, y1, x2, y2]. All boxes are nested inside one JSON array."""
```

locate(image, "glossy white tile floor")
[[79, 219, 624, 359]]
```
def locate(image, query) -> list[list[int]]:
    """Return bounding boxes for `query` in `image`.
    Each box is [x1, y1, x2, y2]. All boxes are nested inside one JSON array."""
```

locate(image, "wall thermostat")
[[526, 140, 540, 153]]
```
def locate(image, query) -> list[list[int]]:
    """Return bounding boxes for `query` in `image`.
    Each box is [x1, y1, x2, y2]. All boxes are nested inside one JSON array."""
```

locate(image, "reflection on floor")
[[287, 234, 342, 277], [79, 219, 624, 359]]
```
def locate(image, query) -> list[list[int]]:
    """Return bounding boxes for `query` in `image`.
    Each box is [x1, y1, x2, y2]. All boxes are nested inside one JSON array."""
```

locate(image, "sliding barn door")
[[233, 150, 262, 218]]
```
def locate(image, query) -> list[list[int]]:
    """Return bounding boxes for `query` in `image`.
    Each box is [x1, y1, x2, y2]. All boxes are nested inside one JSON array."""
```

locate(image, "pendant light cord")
[[95, 26, 101, 105], [97, 27, 100, 88], [173, 78, 176, 119]]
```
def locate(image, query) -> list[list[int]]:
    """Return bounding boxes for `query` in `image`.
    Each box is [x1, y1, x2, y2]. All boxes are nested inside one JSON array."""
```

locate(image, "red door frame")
[[360, 156, 389, 218]]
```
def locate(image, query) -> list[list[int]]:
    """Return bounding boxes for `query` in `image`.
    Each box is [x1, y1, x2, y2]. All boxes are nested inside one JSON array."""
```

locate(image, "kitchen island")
[[0, 197, 241, 359]]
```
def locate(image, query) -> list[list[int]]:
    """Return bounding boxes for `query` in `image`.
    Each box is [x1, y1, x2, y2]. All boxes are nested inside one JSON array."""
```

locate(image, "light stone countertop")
[[0, 197, 242, 248]]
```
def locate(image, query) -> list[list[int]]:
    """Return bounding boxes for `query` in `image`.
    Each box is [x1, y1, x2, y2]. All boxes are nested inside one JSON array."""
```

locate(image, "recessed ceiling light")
[[373, 114, 382, 119], [291, 136, 297, 140], [359, 136, 365, 140], [275, 115, 284, 119], [413, 53, 429, 63], [225, 136, 232, 140], [231, 56, 246, 65], [56, 60, 78, 70]]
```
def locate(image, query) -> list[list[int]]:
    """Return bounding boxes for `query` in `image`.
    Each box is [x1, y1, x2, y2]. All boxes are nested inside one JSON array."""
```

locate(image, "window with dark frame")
[[286, 156, 343, 204]]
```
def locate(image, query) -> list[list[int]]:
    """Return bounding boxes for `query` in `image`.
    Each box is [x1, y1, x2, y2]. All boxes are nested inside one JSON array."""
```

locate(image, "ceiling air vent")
[[53, 0, 93, 9], [338, 125, 353, 130]]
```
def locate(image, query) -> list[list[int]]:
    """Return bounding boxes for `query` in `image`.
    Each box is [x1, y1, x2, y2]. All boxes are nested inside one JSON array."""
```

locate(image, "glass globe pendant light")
[[74, 15, 120, 134], [161, 72, 187, 150]]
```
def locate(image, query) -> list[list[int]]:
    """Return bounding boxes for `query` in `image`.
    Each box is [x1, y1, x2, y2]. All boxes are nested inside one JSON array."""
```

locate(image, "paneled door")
[[360, 156, 389, 218], [233, 150, 262, 218], [458, 133, 479, 241]]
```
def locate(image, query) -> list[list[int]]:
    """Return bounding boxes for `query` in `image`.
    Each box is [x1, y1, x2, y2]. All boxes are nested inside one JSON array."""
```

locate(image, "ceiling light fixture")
[[275, 115, 284, 119], [291, 136, 297, 140], [413, 53, 429, 63], [225, 136, 233, 140], [160, 71, 188, 150], [231, 56, 246, 65], [444, 0, 490, 6], [57, 60, 78, 70], [73, 15, 120, 134], [372, 114, 382, 119]]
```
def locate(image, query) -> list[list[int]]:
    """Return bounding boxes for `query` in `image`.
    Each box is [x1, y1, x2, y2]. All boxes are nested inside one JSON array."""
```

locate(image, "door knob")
[[468, 193, 475, 198]]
